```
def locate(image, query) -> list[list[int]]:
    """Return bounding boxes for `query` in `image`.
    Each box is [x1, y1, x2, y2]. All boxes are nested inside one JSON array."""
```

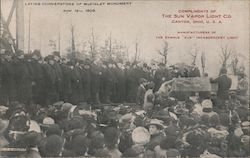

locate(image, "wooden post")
[[16, 0, 24, 51], [28, 10, 31, 53], [0, 0, 2, 37], [71, 24, 76, 59], [58, 28, 61, 53], [134, 39, 138, 64]]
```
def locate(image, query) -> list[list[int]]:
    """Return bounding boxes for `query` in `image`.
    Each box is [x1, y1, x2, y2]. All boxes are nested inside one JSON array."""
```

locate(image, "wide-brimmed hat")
[[241, 121, 250, 135], [241, 135, 250, 146], [135, 110, 146, 117], [229, 90, 237, 95], [241, 121, 250, 129], [146, 119, 165, 129], [202, 99, 213, 109], [119, 113, 135, 124], [42, 117, 55, 126], [132, 127, 150, 145]]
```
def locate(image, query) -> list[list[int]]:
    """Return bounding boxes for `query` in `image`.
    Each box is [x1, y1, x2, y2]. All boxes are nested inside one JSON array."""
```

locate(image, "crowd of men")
[[0, 49, 201, 106], [0, 48, 249, 158]]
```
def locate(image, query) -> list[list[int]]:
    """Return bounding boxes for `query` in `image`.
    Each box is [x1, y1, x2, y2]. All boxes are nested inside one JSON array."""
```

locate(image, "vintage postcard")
[[0, 0, 249, 157]]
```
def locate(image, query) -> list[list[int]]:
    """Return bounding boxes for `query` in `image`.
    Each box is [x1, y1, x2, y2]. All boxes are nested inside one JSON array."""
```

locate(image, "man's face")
[[0, 49, 5, 55], [32, 55, 39, 60], [149, 125, 160, 135], [18, 55, 24, 59], [49, 60, 54, 65], [54, 56, 60, 62], [4, 55, 11, 61], [211, 94, 217, 100], [38, 60, 44, 64], [61, 60, 67, 64], [108, 64, 113, 68], [189, 95, 199, 104], [118, 63, 123, 69]]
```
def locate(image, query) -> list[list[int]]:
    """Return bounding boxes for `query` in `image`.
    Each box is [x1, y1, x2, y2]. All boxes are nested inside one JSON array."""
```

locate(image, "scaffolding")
[[0, 0, 24, 52]]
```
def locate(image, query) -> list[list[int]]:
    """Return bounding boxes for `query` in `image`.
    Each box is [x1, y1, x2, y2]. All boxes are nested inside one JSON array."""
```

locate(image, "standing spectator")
[[1, 53, 15, 105], [102, 62, 115, 103], [21, 131, 42, 158], [81, 60, 92, 102], [71, 61, 83, 104], [44, 55, 59, 105], [210, 68, 232, 100], [143, 82, 155, 113], [146, 119, 165, 151], [29, 51, 45, 105], [51, 55, 63, 101], [61, 59, 73, 102], [114, 63, 126, 103], [154, 63, 170, 91], [124, 62, 134, 102], [237, 72, 248, 96], [91, 62, 102, 104], [104, 127, 122, 158], [44, 135, 64, 157], [13, 52, 32, 105], [136, 78, 147, 106]]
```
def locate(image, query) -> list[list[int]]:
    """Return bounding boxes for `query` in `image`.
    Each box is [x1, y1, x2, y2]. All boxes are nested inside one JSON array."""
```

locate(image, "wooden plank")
[[172, 77, 212, 92]]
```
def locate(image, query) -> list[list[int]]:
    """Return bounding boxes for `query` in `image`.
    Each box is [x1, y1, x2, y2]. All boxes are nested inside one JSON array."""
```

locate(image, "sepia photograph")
[[0, 0, 249, 157]]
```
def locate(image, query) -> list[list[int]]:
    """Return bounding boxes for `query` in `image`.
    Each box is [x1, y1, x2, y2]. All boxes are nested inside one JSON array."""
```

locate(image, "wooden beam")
[[0, 12, 15, 44], [6, 0, 17, 27]]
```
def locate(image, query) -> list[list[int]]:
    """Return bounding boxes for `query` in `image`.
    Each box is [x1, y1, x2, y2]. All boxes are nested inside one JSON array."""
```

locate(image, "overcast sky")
[[1, 0, 249, 76]]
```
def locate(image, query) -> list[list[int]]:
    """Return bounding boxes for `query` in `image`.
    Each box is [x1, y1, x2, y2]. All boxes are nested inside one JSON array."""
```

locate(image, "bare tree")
[[189, 47, 198, 66], [220, 44, 233, 68], [157, 41, 170, 65], [230, 52, 239, 75], [201, 51, 206, 75], [88, 27, 98, 60], [134, 38, 139, 64], [70, 24, 76, 59]]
